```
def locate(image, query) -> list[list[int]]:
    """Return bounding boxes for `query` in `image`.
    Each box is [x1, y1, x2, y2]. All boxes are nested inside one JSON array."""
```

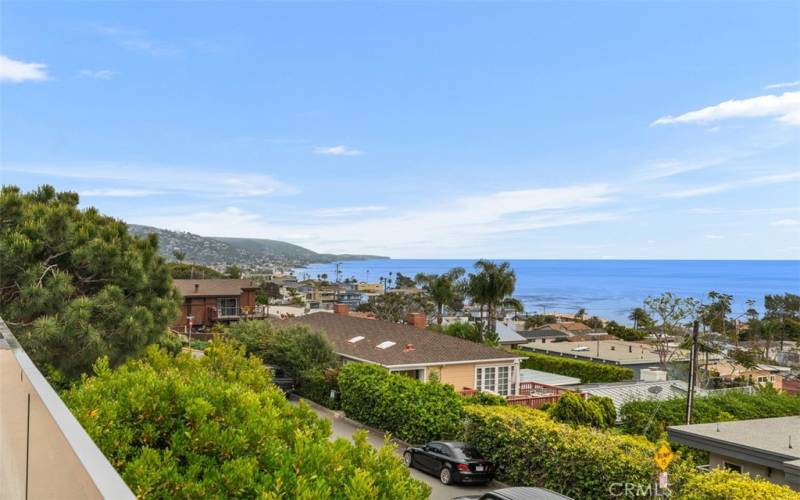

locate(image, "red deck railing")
[[459, 381, 583, 409]]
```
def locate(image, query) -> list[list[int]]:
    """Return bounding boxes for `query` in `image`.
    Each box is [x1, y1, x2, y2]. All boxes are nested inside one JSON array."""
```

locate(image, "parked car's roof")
[[452, 487, 572, 500], [278, 312, 523, 367]]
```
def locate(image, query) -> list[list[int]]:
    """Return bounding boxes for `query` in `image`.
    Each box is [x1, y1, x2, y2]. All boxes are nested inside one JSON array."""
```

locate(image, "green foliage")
[[362, 292, 433, 323], [156, 331, 184, 355], [619, 388, 800, 442], [224, 265, 243, 279], [676, 468, 799, 500], [524, 314, 557, 329], [0, 185, 181, 380], [226, 320, 340, 408], [166, 262, 224, 279], [514, 350, 633, 383], [415, 267, 466, 323], [427, 322, 482, 343], [461, 405, 664, 499], [338, 363, 464, 444], [548, 393, 616, 428], [462, 391, 508, 406], [63, 343, 429, 499], [605, 321, 647, 341]]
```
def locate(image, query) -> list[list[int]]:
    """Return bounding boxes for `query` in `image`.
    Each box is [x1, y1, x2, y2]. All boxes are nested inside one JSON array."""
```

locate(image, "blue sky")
[[2, 2, 799, 259]]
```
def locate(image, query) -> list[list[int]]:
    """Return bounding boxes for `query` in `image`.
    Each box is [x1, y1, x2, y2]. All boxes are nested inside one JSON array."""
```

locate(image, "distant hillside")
[[128, 224, 387, 268]]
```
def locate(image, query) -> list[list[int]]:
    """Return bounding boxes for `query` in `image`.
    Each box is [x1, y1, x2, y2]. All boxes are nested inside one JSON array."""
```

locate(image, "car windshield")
[[452, 445, 483, 460]]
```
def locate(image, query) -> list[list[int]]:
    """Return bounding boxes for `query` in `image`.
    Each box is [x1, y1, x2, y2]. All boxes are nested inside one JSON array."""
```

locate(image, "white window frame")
[[475, 364, 517, 396]]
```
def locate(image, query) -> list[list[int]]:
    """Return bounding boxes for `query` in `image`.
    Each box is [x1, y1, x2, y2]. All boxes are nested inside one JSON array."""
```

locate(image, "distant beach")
[[296, 259, 800, 323]]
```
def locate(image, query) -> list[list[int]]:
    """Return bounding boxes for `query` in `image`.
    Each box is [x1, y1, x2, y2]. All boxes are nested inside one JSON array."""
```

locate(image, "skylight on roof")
[[376, 341, 396, 350], [348, 336, 365, 343]]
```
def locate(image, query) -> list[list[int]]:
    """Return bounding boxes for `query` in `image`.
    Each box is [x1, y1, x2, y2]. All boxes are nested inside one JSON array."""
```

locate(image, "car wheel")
[[403, 452, 413, 468], [439, 466, 452, 485]]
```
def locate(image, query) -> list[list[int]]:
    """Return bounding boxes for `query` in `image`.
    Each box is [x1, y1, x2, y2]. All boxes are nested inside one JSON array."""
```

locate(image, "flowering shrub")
[[338, 363, 464, 444], [64, 343, 429, 499]]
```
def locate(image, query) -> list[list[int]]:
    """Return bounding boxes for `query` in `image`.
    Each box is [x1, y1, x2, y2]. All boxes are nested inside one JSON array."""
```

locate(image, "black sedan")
[[403, 441, 494, 485]]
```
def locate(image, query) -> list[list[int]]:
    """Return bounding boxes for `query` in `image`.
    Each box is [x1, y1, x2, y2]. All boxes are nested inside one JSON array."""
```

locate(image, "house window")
[[475, 365, 514, 396], [217, 297, 239, 317], [724, 462, 742, 473]]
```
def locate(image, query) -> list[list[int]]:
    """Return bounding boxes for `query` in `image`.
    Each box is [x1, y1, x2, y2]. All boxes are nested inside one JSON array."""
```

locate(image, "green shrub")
[[675, 468, 799, 500], [619, 388, 800, 442], [605, 321, 647, 341], [64, 342, 429, 499], [462, 391, 508, 406], [338, 363, 464, 444], [548, 393, 616, 428], [227, 320, 341, 408], [513, 349, 633, 383], [461, 405, 665, 499]]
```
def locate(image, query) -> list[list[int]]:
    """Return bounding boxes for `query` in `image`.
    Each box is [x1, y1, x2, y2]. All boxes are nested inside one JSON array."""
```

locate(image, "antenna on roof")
[[790, 435, 793, 449]]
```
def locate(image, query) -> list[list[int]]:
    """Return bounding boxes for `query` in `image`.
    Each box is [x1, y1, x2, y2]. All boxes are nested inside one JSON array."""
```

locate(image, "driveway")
[[293, 399, 498, 500]]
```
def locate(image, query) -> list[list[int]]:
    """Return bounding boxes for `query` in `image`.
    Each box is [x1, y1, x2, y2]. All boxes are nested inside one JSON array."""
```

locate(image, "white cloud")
[[662, 172, 800, 199], [652, 91, 800, 127], [80, 188, 165, 197], [313, 145, 364, 156], [639, 158, 727, 180], [0, 54, 49, 82], [133, 183, 620, 257], [764, 81, 800, 90], [705, 234, 724, 240], [772, 219, 800, 227], [5, 163, 296, 198], [78, 69, 117, 80], [313, 206, 387, 217], [92, 24, 178, 56]]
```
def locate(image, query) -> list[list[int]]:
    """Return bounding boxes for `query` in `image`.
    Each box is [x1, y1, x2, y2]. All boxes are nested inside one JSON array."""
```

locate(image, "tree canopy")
[[0, 185, 180, 381]]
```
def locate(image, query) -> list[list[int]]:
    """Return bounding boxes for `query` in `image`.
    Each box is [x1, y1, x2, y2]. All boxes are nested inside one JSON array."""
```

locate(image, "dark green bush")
[[226, 320, 340, 408], [64, 343, 429, 499], [513, 349, 633, 383], [338, 363, 464, 443], [548, 393, 616, 428], [620, 388, 800, 442], [462, 405, 670, 499]]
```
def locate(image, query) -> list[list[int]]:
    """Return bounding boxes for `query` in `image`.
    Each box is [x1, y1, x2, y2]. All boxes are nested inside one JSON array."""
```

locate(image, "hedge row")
[[338, 363, 464, 444], [64, 343, 429, 499], [461, 405, 797, 500], [677, 468, 799, 500], [620, 388, 800, 442], [513, 349, 633, 383]]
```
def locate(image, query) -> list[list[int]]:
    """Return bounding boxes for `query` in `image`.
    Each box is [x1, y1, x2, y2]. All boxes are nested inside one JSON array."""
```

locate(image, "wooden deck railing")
[[459, 381, 583, 409]]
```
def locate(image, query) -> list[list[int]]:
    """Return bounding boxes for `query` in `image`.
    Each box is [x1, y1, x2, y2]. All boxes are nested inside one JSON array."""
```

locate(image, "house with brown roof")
[[279, 306, 524, 396], [172, 279, 260, 331]]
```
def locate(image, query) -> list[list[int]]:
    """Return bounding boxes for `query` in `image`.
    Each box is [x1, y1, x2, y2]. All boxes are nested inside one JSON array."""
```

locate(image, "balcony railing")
[[0, 317, 134, 500], [460, 381, 584, 410]]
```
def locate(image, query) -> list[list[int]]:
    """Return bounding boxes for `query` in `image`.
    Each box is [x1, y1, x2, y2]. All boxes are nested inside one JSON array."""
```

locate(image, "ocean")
[[295, 260, 800, 323]]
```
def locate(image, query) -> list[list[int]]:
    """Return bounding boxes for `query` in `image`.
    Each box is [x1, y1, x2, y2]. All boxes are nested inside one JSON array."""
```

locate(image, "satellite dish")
[[648, 386, 663, 394]]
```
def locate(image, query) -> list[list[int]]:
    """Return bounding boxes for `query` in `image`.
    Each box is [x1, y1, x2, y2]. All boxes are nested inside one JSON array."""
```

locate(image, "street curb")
[[289, 394, 511, 490]]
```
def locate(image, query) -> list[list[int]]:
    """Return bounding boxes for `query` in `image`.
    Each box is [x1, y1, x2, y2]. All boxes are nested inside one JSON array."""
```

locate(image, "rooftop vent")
[[348, 336, 365, 343], [377, 341, 396, 350], [403, 343, 415, 352]]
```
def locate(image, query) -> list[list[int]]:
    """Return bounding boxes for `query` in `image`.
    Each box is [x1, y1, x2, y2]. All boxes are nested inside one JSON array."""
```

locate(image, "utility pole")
[[685, 320, 700, 425]]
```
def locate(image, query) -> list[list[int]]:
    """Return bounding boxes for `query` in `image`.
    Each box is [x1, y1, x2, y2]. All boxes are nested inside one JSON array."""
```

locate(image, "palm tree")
[[468, 260, 520, 337], [415, 267, 466, 325], [628, 307, 651, 330], [172, 249, 186, 262]]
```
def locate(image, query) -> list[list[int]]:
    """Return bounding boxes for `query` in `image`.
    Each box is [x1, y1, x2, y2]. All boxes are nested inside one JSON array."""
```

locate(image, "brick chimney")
[[334, 304, 350, 316], [406, 312, 427, 329], [194, 283, 199, 292]]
